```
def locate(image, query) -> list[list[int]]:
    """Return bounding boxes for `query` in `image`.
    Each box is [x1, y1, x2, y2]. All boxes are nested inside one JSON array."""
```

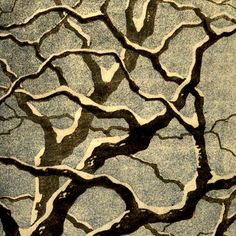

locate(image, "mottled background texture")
[[0, 0, 236, 235]]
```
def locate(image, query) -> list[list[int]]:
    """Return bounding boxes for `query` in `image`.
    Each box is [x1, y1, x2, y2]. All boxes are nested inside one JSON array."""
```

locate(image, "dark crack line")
[[0, 194, 34, 202], [0, 118, 23, 136], [209, 131, 236, 157], [0, 0, 18, 15], [197, 232, 213, 236], [144, 224, 174, 236], [206, 0, 236, 9], [128, 154, 184, 190]]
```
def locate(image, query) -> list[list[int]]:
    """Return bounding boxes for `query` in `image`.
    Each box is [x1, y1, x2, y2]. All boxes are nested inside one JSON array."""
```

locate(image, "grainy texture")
[[0, 0, 235, 235]]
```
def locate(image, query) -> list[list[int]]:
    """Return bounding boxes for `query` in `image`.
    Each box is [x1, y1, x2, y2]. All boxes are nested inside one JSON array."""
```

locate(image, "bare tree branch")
[[0, 194, 34, 202], [0, 202, 20, 236], [15, 86, 144, 128], [0, 155, 140, 210], [1, 1, 235, 235], [213, 189, 236, 235], [0, 194, 93, 234], [66, 213, 93, 234], [144, 224, 174, 236], [197, 232, 213, 236], [0, 5, 103, 30], [0, 155, 235, 236], [0, 58, 18, 81]]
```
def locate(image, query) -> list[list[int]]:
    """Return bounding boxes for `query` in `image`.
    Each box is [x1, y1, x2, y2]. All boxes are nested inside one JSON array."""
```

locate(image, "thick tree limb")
[[0, 202, 20, 236], [0, 151, 235, 236], [0, 156, 140, 210], [15, 86, 145, 128], [0, 194, 93, 234], [1, 1, 235, 235]]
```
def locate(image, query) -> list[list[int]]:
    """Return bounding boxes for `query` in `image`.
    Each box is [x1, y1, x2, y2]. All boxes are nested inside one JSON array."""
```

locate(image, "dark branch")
[[0, 202, 20, 236]]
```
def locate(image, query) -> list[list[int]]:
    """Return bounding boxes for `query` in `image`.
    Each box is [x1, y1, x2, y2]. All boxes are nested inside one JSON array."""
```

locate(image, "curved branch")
[[66, 213, 93, 234], [0, 194, 93, 234], [213, 189, 236, 235], [197, 232, 212, 236], [0, 118, 24, 136], [0, 155, 140, 210], [16, 86, 144, 128], [144, 224, 174, 236], [0, 202, 20, 236], [1, 154, 235, 236], [0, 58, 18, 81], [1, 44, 199, 134], [0, 5, 103, 30], [0, 194, 34, 202], [0, 48, 137, 105]]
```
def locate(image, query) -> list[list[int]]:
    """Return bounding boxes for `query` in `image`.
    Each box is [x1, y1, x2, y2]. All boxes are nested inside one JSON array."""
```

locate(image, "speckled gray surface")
[[0, 0, 236, 235]]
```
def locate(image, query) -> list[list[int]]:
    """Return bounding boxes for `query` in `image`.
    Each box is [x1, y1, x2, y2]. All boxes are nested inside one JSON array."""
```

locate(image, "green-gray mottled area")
[[0, 0, 235, 235]]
